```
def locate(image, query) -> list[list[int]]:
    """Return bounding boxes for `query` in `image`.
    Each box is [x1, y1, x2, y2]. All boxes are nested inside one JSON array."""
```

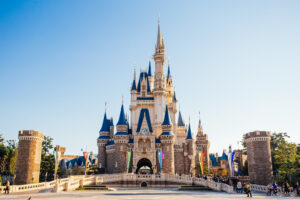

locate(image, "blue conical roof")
[[131, 79, 137, 90], [100, 112, 110, 132], [117, 104, 127, 125], [167, 65, 171, 81], [148, 61, 152, 76], [177, 111, 185, 126], [173, 91, 177, 101], [162, 105, 172, 125], [186, 123, 193, 139]]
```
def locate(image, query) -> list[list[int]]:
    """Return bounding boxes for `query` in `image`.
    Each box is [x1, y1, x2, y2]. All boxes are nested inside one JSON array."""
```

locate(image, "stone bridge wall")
[[0, 173, 235, 194]]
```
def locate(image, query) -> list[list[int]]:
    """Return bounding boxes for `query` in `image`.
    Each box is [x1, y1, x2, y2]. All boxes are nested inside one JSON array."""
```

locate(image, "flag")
[[198, 152, 202, 174], [201, 152, 205, 175], [158, 151, 162, 172], [127, 152, 131, 173]]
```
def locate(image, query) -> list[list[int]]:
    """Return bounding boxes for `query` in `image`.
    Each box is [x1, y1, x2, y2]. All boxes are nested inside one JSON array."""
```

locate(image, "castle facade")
[[97, 21, 210, 175]]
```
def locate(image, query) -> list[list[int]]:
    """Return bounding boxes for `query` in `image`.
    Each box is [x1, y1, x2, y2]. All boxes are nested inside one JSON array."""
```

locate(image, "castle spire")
[[186, 122, 193, 140], [148, 61, 152, 76], [117, 102, 127, 125], [177, 110, 185, 127], [156, 17, 162, 49], [162, 105, 172, 125]]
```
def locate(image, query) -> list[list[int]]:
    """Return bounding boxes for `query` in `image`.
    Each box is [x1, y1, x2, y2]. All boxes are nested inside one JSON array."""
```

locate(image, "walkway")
[[1, 189, 299, 200]]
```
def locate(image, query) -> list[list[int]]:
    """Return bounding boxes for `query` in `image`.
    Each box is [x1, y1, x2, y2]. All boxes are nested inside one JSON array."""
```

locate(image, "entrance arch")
[[136, 158, 153, 174]]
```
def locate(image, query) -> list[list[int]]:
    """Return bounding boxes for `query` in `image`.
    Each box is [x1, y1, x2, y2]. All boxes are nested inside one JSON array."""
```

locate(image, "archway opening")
[[136, 158, 153, 174], [141, 182, 147, 187]]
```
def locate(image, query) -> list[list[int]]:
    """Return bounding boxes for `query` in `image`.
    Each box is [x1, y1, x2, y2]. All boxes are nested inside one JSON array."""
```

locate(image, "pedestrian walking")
[[4, 180, 10, 194], [245, 183, 252, 197]]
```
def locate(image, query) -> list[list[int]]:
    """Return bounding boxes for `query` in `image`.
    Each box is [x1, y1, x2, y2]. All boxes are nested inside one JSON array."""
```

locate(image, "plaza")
[[2, 189, 299, 200]]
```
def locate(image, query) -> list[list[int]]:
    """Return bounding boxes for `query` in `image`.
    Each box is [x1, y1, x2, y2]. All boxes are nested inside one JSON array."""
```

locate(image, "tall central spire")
[[156, 18, 162, 48]]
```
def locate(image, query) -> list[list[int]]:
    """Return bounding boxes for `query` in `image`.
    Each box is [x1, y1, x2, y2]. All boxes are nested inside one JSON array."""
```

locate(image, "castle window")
[[115, 162, 118, 168], [120, 146, 123, 151]]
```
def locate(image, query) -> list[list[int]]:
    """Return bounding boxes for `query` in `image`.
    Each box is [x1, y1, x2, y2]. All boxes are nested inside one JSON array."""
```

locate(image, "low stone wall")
[[2, 173, 235, 194]]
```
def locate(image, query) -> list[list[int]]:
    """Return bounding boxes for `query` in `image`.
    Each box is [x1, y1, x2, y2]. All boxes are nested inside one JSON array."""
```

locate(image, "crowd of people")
[[267, 181, 300, 196]]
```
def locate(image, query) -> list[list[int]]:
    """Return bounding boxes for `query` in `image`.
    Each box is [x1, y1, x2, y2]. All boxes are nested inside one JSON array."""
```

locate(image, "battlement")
[[18, 130, 44, 141], [244, 131, 270, 140]]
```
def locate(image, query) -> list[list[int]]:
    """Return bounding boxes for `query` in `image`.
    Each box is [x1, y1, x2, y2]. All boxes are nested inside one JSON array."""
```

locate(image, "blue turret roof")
[[136, 108, 153, 132], [148, 61, 152, 76], [97, 135, 110, 140], [137, 72, 151, 92], [131, 79, 137, 90], [100, 112, 110, 132], [209, 154, 218, 167], [161, 131, 173, 136], [219, 151, 228, 161], [106, 140, 115, 146], [173, 91, 177, 101], [177, 111, 185, 126], [117, 104, 127, 125], [115, 132, 128, 135], [167, 65, 171, 82], [186, 123, 193, 139], [162, 105, 172, 126]]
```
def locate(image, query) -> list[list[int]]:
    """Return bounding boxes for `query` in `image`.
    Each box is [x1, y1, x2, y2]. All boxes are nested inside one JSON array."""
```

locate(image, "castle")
[[97, 21, 210, 175]]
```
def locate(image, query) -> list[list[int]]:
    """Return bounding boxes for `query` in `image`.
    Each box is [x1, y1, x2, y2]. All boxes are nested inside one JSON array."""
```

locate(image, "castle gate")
[[136, 158, 153, 174]]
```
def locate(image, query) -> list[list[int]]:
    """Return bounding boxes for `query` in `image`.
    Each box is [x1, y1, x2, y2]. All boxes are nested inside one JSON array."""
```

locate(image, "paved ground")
[[0, 188, 298, 200]]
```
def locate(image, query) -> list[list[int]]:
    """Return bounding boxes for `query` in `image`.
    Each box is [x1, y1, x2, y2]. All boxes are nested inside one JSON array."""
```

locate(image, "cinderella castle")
[[97, 21, 210, 175]]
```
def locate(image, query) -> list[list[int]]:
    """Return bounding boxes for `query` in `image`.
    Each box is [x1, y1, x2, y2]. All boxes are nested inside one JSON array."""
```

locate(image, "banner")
[[198, 152, 202, 174], [126, 151, 131, 173], [201, 152, 205, 175], [229, 152, 235, 177], [158, 151, 162, 172]]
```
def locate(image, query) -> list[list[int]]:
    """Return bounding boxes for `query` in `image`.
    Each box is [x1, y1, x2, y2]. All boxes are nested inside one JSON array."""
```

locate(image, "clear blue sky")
[[1, 0, 299, 155]]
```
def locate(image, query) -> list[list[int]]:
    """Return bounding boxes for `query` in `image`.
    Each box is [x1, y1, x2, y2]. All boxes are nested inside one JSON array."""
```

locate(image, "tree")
[[40, 136, 55, 181], [271, 133, 299, 184]]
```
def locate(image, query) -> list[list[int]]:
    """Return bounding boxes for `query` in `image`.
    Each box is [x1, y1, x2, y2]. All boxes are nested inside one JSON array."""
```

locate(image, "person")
[[284, 181, 290, 195], [272, 182, 278, 196], [4, 180, 10, 194], [267, 183, 273, 196], [296, 182, 300, 196], [245, 183, 252, 197], [237, 181, 242, 193]]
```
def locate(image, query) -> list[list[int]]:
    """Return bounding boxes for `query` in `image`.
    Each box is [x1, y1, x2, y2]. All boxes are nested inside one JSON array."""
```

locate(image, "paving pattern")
[[0, 188, 298, 200]]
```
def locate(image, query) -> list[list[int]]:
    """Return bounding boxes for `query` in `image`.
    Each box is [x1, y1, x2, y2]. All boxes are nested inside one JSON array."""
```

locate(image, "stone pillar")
[[160, 135, 175, 174], [15, 130, 44, 185], [244, 131, 273, 185]]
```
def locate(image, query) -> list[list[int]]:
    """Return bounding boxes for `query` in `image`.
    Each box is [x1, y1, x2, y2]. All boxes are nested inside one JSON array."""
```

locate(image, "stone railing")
[[250, 184, 268, 193], [2, 173, 234, 194]]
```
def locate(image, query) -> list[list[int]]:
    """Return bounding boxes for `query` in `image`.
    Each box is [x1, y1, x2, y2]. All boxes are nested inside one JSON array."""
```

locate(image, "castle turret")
[[195, 116, 210, 174], [153, 19, 167, 134], [97, 111, 111, 170], [15, 130, 44, 185], [244, 131, 273, 185], [160, 105, 175, 174], [166, 65, 173, 104], [184, 122, 195, 175], [176, 109, 186, 145], [113, 103, 129, 173]]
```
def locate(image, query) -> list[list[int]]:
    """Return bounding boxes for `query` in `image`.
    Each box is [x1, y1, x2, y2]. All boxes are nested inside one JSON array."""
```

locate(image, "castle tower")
[[195, 117, 210, 173], [184, 123, 195, 175], [97, 111, 111, 170], [176, 109, 186, 145], [244, 131, 273, 185], [15, 130, 44, 185], [160, 105, 175, 174], [153, 19, 167, 131], [113, 103, 129, 173]]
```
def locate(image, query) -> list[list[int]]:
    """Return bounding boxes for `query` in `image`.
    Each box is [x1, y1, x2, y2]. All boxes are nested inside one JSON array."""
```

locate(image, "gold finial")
[[178, 103, 180, 111], [105, 101, 107, 112], [122, 95, 124, 104], [189, 115, 191, 124]]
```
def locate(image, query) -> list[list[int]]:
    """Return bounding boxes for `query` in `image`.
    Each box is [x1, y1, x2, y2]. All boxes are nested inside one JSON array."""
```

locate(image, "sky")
[[0, 0, 300, 156]]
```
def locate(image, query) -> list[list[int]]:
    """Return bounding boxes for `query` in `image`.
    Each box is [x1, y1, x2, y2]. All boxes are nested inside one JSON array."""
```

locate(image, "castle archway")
[[136, 158, 153, 174]]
